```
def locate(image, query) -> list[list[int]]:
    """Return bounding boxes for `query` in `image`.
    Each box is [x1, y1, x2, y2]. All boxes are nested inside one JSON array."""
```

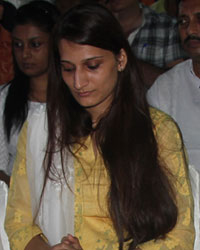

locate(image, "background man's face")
[[178, 0, 200, 59]]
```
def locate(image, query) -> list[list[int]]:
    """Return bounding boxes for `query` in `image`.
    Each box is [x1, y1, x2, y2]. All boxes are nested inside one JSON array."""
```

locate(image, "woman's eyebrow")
[[83, 56, 104, 62]]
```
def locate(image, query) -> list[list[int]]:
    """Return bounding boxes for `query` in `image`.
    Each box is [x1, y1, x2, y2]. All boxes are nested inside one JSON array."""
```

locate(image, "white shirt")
[[147, 59, 200, 172], [0, 84, 46, 176]]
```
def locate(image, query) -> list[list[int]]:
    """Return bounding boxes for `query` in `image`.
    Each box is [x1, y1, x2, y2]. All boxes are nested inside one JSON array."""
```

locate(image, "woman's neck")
[[29, 74, 48, 103], [87, 96, 113, 128]]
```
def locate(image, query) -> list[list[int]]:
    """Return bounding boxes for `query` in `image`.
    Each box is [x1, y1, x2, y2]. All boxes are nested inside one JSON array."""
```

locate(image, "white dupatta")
[[26, 103, 74, 246]]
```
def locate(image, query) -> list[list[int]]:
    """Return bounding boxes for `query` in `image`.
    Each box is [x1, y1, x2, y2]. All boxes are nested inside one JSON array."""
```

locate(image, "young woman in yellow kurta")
[[5, 3, 194, 250]]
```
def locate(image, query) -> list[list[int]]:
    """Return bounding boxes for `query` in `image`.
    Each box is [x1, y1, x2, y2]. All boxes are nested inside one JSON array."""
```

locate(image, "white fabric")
[[0, 85, 46, 176], [0, 85, 15, 176], [26, 105, 74, 246], [0, 181, 10, 250], [147, 59, 200, 172], [189, 165, 200, 250]]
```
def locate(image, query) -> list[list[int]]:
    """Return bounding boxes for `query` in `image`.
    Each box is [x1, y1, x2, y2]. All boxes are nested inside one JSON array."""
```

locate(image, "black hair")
[[0, 0, 17, 32]]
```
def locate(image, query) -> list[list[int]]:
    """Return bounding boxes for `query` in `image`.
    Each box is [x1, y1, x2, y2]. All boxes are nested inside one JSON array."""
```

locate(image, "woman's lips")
[[76, 91, 94, 97], [22, 63, 35, 69]]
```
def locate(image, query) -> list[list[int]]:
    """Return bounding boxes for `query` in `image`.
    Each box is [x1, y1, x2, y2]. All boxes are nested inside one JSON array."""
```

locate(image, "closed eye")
[[63, 68, 74, 72], [87, 64, 100, 70], [61, 64, 74, 72]]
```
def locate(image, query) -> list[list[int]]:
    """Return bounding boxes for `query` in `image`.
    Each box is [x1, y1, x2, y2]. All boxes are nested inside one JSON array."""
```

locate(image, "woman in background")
[[0, 0, 60, 185], [6, 3, 194, 250]]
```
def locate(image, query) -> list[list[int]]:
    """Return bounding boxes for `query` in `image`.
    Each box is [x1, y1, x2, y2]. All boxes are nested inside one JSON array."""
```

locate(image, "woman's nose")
[[74, 69, 89, 90], [22, 45, 31, 59]]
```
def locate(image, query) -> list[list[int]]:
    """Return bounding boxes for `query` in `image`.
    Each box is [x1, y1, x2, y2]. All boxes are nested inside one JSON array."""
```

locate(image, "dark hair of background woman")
[[46, 3, 178, 249], [0, 0, 17, 32], [3, 0, 60, 141]]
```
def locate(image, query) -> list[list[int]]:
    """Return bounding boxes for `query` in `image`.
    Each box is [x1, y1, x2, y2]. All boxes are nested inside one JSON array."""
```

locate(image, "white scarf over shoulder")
[[26, 104, 74, 246]]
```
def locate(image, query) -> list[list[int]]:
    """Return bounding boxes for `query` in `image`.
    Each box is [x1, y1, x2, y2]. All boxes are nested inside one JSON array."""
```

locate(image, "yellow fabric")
[[5, 123, 45, 250], [5, 108, 195, 249], [139, 109, 195, 249]]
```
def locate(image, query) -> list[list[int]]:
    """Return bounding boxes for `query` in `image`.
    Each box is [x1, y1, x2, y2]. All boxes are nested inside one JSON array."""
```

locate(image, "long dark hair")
[[46, 3, 177, 249], [3, 0, 60, 141]]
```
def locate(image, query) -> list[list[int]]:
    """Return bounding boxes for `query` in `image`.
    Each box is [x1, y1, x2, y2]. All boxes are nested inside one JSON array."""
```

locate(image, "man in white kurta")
[[147, 59, 200, 170], [147, 0, 200, 172]]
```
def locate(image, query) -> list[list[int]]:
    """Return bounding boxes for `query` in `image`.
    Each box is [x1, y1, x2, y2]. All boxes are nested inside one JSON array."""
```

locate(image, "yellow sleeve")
[[5, 122, 43, 250], [139, 109, 195, 250]]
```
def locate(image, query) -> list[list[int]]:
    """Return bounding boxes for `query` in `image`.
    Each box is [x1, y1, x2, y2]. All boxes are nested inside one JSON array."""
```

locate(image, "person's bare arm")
[[0, 170, 10, 186], [25, 234, 76, 250], [25, 235, 50, 250]]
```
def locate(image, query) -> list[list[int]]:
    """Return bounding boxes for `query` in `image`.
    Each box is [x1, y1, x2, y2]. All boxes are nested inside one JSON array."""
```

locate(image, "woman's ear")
[[117, 48, 128, 72]]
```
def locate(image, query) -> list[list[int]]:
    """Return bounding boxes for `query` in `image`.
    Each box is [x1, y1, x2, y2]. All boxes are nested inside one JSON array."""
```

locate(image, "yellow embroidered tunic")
[[5, 108, 195, 249]]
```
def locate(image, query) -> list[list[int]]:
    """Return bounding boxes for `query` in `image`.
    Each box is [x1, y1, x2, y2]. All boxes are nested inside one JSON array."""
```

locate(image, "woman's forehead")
[[59, 40, 115, 63]]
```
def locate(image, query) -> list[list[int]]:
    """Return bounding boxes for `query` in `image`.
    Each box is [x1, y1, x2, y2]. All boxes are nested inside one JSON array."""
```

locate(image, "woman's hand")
[[60, 234, 83, 250], [25, 234, 82, 250], [50, 234, 83, 250]]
